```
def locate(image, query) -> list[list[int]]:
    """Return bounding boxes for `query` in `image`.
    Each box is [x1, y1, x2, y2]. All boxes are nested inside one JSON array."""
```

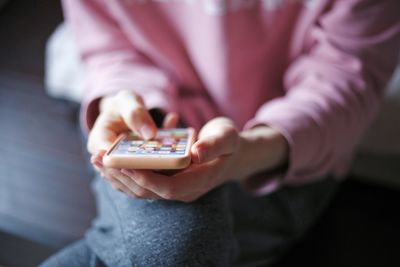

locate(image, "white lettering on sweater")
[[123, 0, 316, 15]]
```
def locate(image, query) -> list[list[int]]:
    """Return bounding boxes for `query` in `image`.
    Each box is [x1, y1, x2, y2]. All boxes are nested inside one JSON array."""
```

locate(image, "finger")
[[104, 169, 142, 198], [197, 117, 236, 139], [191, 119, 239, 163], [91, 155, 102, 168], [102, 169, 133, 195], [91, 150, 107, 166], [87, 115, 120, 154], [112, 169, 161, 199], [162, 112, 179, 129], [191, 133, 236, 163], [117, 92, 157, 140], [108, 177, 135, 197], [91, 150, 107, 172], [121, 169, 175, 200]]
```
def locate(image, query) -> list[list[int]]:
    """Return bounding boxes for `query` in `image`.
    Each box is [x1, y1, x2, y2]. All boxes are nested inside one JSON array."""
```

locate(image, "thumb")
[[87, 114, 119, 154], [191, 118, 239, 163]]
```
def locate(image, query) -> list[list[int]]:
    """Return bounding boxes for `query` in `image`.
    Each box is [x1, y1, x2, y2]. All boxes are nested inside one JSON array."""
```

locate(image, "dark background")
[[0, 1, 399, 266]]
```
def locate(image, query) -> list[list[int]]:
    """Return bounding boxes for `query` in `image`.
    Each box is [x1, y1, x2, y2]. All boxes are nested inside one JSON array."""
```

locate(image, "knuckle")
[[115, 89, 132, 100], [115, 90, 142, 102], [138, 180, 149, 190], [162, 192, 174, 200], [224, 125, 238, 136], [211, 116, 231, 126], [218, 125, 239, 147], [161, 187, 177, 200], [134, 188, 148, 198], [129, 106, 146, 121], [133, 94, 144, 104], [133, 173, 148, 188], [118, 176, 131, 187], [133, 105, 146, 114], [110, 182, 121, 191]]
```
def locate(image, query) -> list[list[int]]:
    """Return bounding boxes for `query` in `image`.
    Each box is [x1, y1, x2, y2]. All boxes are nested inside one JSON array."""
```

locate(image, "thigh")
[[85, 176, 237, 267], [230, 177, 339, 267], [39, 239, 106, 267]]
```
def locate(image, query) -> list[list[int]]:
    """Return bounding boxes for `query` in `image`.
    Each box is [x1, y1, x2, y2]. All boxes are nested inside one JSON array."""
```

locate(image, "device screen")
[[110, 128, 190, 157]]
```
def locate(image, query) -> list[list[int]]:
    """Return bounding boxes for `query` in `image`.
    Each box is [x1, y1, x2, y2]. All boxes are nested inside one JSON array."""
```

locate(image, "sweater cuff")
[[242, 107, 326, 195]]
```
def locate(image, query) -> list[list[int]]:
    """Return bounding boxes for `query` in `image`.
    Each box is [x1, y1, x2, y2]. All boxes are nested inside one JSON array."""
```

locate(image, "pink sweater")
[[62, 0, 400, 194]]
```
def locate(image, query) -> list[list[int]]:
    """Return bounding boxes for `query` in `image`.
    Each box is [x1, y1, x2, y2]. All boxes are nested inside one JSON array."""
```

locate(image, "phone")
[[103, 128, 195, 170]]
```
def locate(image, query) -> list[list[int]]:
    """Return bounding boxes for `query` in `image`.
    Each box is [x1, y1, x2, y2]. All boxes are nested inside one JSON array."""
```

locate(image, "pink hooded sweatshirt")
[[62, 0, 400, 194]]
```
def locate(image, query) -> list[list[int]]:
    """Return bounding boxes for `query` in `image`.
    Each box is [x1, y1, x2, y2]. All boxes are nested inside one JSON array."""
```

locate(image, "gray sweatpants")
[[41, 175, 338, 267]]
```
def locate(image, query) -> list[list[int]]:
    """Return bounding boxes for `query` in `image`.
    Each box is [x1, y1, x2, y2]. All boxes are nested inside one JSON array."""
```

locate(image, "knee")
[[121, 189, 236, 266], [39, 240, 103, 267]]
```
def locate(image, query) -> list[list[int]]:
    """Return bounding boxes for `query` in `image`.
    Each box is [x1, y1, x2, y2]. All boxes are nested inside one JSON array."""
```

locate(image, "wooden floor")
[[0, 1, 399, 267]]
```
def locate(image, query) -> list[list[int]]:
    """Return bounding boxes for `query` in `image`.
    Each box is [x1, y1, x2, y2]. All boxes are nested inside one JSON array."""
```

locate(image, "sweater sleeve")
[[62, 0, 176, 130], [244, 0, 400, 194]]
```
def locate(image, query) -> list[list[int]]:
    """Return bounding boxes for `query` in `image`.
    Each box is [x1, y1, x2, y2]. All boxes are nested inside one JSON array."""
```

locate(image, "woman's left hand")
[[93, 117, 242, 202]]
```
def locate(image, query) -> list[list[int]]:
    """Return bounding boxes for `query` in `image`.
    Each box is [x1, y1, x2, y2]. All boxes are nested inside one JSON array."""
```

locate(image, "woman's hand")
[[91, 117, 241, 201], [92, 114, 288, 202], [87, 90, 178, 154], [87, 90, 179, 198]]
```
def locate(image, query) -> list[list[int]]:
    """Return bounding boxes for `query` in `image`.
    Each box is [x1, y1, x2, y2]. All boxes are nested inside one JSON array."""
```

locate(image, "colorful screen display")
[[111, 129, 189, 156]]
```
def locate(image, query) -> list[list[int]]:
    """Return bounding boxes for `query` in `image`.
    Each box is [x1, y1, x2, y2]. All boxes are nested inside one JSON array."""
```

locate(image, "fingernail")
[[140, 125, 155, 140]]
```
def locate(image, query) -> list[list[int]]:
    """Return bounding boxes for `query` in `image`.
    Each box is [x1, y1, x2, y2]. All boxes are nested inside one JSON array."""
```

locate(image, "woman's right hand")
[[87, 89, 178, 154], [87, 90, 179, 197]]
